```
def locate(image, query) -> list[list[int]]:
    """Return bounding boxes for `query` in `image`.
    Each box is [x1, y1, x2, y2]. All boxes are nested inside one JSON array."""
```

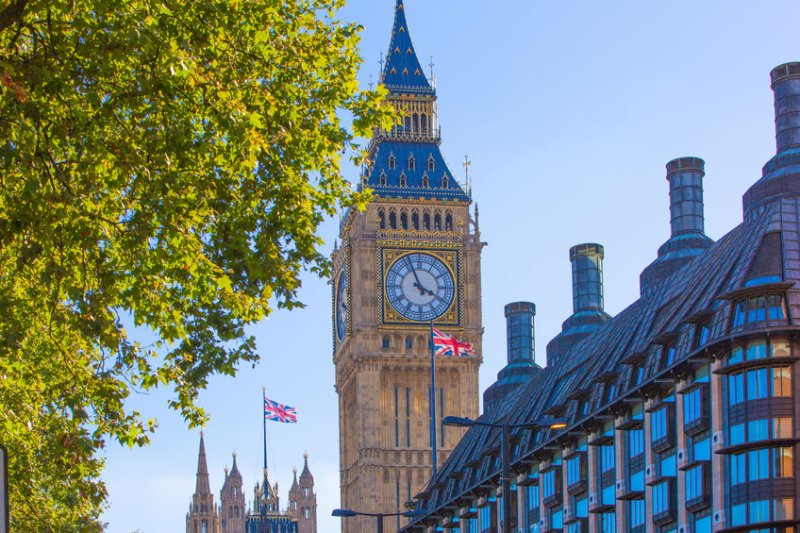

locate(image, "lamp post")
[[442, 416, 567, 532], [332, 507, 425, 533]]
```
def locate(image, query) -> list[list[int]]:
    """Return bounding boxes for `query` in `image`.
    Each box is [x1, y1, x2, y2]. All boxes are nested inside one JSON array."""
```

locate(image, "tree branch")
[[0, 0, 28, 34]]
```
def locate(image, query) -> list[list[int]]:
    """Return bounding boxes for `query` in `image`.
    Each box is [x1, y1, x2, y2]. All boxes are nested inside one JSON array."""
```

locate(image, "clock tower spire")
[[332, 2, 482, 531]]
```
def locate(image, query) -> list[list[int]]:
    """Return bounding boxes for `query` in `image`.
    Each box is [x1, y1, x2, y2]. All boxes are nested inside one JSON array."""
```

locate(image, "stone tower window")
[[423, 212, 431, 230], [405, 337, 413, 350], [434, 213, 442, 231], [445, 213, 454, 231], [400, 211, 409, 230], [412, 211, 420, 230], [378, 208, 386, 229], [382, 336, 390, 350], [389, 210, 397, 229], [421, 114, 428, 133]]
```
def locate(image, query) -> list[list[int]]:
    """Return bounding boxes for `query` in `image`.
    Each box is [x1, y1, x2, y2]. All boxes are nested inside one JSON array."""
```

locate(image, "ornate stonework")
[[332, 3, 483, 531]]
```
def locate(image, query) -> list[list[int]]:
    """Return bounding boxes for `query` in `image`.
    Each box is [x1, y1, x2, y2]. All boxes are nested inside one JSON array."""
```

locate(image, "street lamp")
[[332, 507, 426, 533], [442, 415, 567, 532]]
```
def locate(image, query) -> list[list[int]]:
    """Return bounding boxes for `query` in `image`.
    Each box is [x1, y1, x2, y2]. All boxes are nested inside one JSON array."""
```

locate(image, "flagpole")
[[262, 387, 268, 474], [429, 319, 437, 476]]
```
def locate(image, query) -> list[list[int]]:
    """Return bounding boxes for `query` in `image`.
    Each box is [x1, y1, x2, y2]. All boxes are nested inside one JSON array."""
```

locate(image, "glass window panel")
[[772, 367, 792, 397], [769, 294, 787, 321], [774, 417, 794, 440], [746, 341, 768, 360], [730, 346, 744, 364], [775, 498, 795, 521], [729, 423, 745, 446], [775, 447, 794, 478], [748, 449, 769, 481], [733, 300, 747, 328], [747, 368, 769, 399], [748, 419, 769, 442], [749, 500, 770, 523], [729, 373, 745, 405], [772, 339, 791, 357], [731, 503, 746, 526]]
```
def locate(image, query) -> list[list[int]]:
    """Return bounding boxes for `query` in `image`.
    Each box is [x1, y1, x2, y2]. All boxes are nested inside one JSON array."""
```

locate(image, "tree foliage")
[[0, 0, 390, 528]]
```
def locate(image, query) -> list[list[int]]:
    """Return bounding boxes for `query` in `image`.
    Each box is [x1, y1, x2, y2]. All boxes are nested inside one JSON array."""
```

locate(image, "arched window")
[[441, 174, 449, 188], [413, 113, 419, 132], [421, 114, 428, 133], [421, 174, 429, 188], [388, 154, 396, 170], [423, 212, 431, 230], [382, 336, 390, 349], [445, 212, 454, 231], [405, 337, 413, 350], [389, 210, 397, 229], [411, 211, 420, 230], [400, 211, 409, 230], [428, 155, 435, 172], [408, 156, 415, 171], [399, 173, 407, 188], [404, 116, 411, 132], [378, 208, 386, 229], [379, 171, 387, 187], [434, 213, 442, 231]]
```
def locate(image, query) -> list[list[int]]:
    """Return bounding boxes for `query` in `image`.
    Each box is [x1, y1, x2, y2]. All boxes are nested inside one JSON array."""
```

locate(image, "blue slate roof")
[[381, 0, 434, 95], [401, 193, 795, 527], [361, 141, 469, 201], [362, 1, 470, 202]]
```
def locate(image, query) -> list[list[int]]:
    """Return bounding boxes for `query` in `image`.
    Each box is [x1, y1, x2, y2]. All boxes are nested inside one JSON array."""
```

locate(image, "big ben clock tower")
[[332, 1, 483, 531]]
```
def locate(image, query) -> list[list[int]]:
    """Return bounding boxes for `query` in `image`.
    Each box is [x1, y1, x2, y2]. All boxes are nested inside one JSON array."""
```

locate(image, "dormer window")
[[441, 174, 449, 188], [408, 156, 415, 171], [399, 172, 407, 187], [428, 155, 435, 172], [388, 154, 396, 170], [421, 173, 430, 188], [379, 170, 387, 187], [402, 68, 409, 76]]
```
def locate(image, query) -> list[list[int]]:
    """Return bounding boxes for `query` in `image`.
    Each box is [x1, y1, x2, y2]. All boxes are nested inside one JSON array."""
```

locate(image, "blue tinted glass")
[[728, 373, 745, 405], [729, 423, 745, 446], [746, 341, 768, 361]]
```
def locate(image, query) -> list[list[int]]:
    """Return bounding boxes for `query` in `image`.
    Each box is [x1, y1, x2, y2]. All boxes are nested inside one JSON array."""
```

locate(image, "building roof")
[[359, 0, 470, 203], [381, 0, 434, 95], [405, 196, 789, 521]]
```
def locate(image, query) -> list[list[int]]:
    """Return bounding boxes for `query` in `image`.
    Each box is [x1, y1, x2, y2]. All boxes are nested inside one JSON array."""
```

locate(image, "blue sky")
[[101, 2, 800, 531]]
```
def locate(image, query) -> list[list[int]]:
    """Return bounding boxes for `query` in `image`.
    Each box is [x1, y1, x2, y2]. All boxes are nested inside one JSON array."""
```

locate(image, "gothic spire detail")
[[381, 0, 433, 94], [195, 432, 211, 495]]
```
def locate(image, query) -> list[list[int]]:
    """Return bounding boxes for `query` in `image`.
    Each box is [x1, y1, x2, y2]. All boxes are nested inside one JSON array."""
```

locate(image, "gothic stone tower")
[[332, 1, 482, 530], [186, 433, 221, 533], [288, 453, 317, 533], [219, 452, 246, 533]]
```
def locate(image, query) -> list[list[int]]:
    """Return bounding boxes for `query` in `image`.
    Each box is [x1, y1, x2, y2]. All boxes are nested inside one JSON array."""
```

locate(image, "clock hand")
[[406, 257, 429, 295]]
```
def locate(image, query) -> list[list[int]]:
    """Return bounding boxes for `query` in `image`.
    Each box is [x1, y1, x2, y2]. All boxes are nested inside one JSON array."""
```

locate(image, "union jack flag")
[[264, 397, 297, 423], [432, 328, 475, 357]]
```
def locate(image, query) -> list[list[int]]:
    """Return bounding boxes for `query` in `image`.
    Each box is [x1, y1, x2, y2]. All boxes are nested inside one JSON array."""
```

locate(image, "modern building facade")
[[185, 435, 316, 533], [331, 1, 483, 530], [401, 62, 800, 533]]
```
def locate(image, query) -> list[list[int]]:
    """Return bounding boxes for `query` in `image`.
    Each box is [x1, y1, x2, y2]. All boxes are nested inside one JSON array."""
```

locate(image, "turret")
[[640, 159, 713, 296], [219, 452, 245, 533], [546, 244, 611, 366], [289, 453, 317, 533], [744, 62, 800, 219], [186, 433, 220, 533], [483, 302, 541, 413]]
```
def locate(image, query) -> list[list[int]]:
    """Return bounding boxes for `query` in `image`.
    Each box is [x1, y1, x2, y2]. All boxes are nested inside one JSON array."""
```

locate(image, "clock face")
[[386, 252, 455, 321], [336, 269, 348, 341]]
